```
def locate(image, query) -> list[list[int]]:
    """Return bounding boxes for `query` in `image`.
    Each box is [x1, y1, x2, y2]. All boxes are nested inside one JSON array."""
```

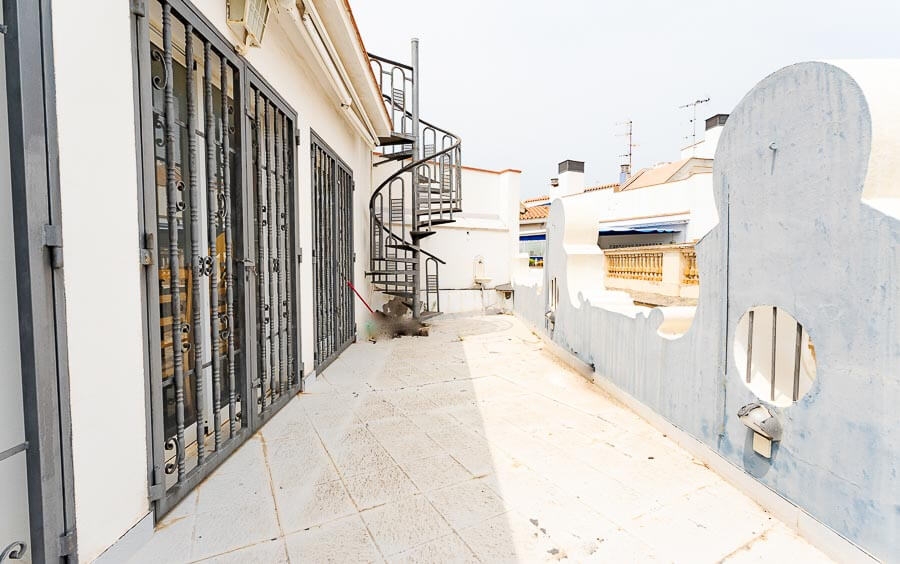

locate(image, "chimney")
[[619, 164, 631, 184], [555, 160, 584, 197]]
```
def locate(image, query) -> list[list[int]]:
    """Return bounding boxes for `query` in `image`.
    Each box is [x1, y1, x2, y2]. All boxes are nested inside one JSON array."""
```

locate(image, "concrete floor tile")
[[399, 454, 473, 492], [343, 464, 419, 510], [367, 416, 445, 462], [361, 494, 453, 556], [275, 479, 357, 535], [722, 524, 827, 563], [129, 314, 828, 563], [191, 500, 280, 561], [285, 514, 382, 563], [197, 538, 289, 563], [195, 459, 272, 514], [265, 434, 338, 488], [456, 510, 559, 563], [425, 478, 508, 529], [128, 515, 195, 564], [387, 533, 479, 564]]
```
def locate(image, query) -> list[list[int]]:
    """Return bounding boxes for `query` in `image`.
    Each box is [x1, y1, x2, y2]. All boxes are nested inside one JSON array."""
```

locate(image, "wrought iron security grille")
[[311, 136, 355, 370], [249, 86, 298, 410], [137, 0, 300, 517]]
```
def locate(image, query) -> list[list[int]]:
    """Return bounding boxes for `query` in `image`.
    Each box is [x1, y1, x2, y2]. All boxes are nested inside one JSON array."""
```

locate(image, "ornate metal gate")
[[135, 0, 300, 516], [311, 135, 355, 370]]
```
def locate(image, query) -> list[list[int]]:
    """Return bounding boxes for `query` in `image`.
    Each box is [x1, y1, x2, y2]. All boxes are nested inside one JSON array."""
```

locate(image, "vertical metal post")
[[203, 41, 222, 451], [185, 23, 204, 470], [253, 89, 267, 410], [410, 38, 421, 319], [793, 322, 803, 401], [745, 309, 754, 383], [265, 101, 277, 401], [161, 4, 189, 477], [770, 306, 777, 402], [220, 58, 237, 435]]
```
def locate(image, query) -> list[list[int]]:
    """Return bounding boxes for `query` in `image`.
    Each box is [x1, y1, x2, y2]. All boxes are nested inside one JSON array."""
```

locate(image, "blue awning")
[[598, 227, 679, 235], [597, 219, 686, 236], [519, 234, 547, 241]]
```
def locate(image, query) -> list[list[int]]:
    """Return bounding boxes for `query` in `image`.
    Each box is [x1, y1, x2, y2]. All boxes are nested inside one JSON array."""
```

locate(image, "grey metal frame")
[[4, 0, 77, 561], [132, 0, 301, 519], [310, 130, 356, 372]]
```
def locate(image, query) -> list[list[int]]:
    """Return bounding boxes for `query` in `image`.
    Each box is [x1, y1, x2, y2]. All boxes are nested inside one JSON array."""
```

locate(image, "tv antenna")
[[615, 120, 637, 169], [679, 97, 710, 147]]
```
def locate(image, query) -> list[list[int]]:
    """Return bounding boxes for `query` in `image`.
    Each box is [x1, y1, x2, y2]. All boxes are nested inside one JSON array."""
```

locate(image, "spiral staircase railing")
[[367, 42, 461, 319]]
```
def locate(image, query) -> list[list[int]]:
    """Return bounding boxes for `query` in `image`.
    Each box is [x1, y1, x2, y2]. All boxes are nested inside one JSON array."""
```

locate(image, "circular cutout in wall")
[[734, 306, 817, 407]]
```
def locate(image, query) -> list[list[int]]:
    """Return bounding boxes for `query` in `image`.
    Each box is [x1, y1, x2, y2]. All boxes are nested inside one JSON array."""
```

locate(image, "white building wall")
[[51, 2, 149, 561], [51, 1, 380, 560], [373, 163, 521, 313]]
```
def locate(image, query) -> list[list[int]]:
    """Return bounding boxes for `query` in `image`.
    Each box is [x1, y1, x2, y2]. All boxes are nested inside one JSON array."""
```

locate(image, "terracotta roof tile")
[[523, 194, 550, 203], [584, 182, 619, 192], [520, 205, 550, 220]]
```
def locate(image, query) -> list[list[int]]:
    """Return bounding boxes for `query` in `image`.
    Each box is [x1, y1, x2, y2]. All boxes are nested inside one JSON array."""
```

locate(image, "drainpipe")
[[276, 0, 378, 145]]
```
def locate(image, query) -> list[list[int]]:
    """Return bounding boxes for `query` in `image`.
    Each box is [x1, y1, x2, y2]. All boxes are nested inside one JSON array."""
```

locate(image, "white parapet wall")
[[513, 60, 900, 562]]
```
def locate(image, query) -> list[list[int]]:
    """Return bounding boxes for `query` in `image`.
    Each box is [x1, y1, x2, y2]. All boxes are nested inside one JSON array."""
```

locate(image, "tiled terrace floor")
[[130, 314, 828, 563]]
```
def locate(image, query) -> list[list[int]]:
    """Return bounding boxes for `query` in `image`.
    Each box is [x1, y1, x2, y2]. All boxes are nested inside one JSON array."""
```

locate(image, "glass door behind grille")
[[147, 0, 247, 499], [311, 136, 355, 369], [141, 0, 300, 517]]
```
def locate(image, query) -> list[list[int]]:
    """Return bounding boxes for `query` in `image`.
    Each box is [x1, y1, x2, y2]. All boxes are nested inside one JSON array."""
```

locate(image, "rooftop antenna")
[[679, 97, 710, 148], [616, 120, 637, 183]]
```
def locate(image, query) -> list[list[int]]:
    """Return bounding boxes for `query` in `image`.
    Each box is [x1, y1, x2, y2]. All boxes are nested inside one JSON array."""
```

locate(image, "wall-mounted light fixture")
[[227, 0, 270, 50], [737, 402, 782, 458]]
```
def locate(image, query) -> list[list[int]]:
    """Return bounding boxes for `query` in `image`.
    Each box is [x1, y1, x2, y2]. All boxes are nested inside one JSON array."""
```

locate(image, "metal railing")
[[367, 41, 461, 318]]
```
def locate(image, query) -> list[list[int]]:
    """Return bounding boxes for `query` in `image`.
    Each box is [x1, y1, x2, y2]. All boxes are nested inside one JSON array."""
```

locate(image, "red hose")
[[346, 279, 375, 314]]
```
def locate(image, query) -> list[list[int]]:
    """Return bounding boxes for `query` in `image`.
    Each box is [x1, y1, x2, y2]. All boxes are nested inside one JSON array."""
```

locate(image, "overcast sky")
[[351, 1, 900, 198]]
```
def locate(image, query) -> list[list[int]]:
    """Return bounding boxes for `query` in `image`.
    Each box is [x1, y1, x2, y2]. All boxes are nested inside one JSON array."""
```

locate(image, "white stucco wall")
[[51, 1, 381, 559], [514, 60, 900, 562], [372, 162, 521, 313], [51, 2, 149, 560]]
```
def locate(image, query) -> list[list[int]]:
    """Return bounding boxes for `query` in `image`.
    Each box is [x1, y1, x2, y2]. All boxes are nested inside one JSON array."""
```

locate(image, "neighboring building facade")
[[519, 116, 724, 305], [0, 0, 468, 561]]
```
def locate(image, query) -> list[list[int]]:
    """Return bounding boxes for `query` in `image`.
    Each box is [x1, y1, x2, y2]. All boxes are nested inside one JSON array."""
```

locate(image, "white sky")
[[351, 1, 900, 198]]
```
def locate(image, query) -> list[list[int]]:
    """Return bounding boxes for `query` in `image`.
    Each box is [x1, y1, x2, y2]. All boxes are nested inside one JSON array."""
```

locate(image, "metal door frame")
[[4, 0, 77, 561], [132, 0, 302, 518], [311, 131, 355, 372]]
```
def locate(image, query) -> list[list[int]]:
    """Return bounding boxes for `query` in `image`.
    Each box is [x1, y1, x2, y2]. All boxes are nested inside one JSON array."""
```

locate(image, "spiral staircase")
[[367, 40, 462, 320]]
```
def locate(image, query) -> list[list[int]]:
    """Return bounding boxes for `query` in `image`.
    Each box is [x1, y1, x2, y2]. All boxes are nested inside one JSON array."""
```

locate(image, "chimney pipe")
[[619, 163, 631, 184]]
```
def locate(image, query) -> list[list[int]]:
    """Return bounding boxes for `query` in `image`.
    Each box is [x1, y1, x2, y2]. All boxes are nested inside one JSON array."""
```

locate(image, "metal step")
[[367, 269, 415, 275], [375, 280, 415, 287], [410, 230, 438, 240], [378, 133, 415, 146], [379, 257, 418, 264], [416, 218, 456, 229], [375, 149, 414, 167], [415, 208, 462, 216], [417, 186, 451, 195], [386, 242, 419, 252], [382, 290, 415, 299]]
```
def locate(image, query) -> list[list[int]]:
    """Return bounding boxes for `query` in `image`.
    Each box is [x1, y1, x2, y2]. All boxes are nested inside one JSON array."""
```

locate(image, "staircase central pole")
[[411, 37, 421, 319]]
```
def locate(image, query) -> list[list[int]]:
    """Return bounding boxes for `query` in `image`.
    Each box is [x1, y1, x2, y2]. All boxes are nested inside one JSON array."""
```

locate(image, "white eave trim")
[[306, 0, 392, 137]]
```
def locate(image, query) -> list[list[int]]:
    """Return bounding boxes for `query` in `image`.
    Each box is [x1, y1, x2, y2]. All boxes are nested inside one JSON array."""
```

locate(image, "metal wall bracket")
[[297, 249, 302, 263], [130, 0, 147, 17], [42, 224, 63, 269], [148, 482, 165, 501], [141, 232, 155, 266], [58, 531, 76, 558]]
